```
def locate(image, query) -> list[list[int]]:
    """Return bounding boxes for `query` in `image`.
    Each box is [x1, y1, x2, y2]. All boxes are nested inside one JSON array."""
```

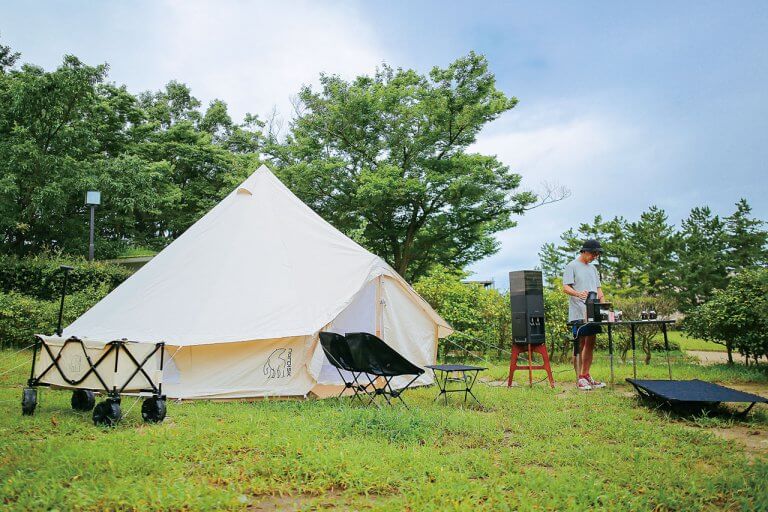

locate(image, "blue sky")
[[3, 1, 766, 287]]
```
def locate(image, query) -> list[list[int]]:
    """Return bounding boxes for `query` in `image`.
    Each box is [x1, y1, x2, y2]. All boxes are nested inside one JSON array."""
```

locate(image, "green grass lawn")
[[115, 246, 158, 259], [1, 348, 766, 511], [663, 330, 727, 352]]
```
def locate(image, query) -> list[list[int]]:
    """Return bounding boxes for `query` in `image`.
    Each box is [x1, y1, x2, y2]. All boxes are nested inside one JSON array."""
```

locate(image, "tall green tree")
[[626, 206, 677, 293], [0, 45, 263, 258], [538, 242, 567, 287], [0, 53, 145, 256], [0, 38, 20, 73], [725, 199, 767, 273], [539, 215, 636, 290], [266, 52, 536, 280], [676, 206, 728, 312], [133, 83, 260, 243]]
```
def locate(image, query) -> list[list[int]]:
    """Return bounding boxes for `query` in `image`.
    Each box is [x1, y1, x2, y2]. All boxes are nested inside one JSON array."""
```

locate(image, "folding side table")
[[426, 364, 487, 406]]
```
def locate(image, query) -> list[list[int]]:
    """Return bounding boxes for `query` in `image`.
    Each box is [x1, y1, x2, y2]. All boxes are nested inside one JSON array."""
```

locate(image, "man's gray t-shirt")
[[562, 258, 601, 322]]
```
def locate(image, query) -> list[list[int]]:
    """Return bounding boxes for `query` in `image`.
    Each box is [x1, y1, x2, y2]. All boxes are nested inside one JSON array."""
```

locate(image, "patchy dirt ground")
[[708, 425, 768, 458]]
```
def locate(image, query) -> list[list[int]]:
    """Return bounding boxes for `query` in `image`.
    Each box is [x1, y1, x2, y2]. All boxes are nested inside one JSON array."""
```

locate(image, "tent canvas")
[[52, 165, 451, 399]]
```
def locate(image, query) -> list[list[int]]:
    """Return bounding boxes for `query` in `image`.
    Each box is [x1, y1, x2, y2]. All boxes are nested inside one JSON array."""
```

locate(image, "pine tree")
[[626, 206, 677, 294], [725, 199, 767, 273], [538, 242, 566, 287], [676, 207, 728, 311]]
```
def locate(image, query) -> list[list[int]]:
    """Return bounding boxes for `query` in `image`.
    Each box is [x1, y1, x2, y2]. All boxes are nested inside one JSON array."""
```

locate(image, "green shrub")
[[414, 266, 510, 360], [0, 285, 111, 348], [542, 278, 578, 362], [685, 267, 768, 364], [0, 291, 58, 349], [0, 254, 131, 300]]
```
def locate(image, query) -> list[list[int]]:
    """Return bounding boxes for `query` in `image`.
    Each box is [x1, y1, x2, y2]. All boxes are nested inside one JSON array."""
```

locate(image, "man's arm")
[[597, 287, 604, 302], [563, 283, 588, 300]]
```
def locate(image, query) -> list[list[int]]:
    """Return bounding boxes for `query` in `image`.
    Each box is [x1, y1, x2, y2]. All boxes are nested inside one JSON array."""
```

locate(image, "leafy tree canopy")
[[0, 43, 261, 258], [685, 267, 768, 363], [266, 52, 535, 280]]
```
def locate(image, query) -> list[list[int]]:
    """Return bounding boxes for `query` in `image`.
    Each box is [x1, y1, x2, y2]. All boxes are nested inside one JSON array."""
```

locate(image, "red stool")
[[507, 343, 554, 388]]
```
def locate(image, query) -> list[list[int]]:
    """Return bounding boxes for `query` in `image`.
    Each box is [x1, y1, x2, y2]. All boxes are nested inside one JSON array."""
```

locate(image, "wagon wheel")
[[92, 397, 122, 426], [71, 390, 96, 411], [141, 396, 167, 423], [21, 388, 38, 416]]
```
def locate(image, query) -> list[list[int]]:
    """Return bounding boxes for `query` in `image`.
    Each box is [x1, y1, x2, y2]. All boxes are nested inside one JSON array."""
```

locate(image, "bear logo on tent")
[[264, 348, 292, 379]]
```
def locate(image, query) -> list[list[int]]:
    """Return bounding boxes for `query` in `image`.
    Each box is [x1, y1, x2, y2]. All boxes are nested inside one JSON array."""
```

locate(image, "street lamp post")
[[85, 191, 101, 262]]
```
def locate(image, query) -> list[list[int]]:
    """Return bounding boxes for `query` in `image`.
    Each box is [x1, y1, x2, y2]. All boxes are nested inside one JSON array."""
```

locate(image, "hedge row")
[[0, 254, 132, 300], [0, 285, 111, 348]]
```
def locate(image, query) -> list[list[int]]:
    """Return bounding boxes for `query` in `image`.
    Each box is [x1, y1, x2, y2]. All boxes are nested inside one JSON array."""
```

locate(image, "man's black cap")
[[580, 239, 603, 254]]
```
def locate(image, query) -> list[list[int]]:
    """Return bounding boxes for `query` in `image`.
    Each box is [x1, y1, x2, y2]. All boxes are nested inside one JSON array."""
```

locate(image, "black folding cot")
[[626, 378, 768, 415]]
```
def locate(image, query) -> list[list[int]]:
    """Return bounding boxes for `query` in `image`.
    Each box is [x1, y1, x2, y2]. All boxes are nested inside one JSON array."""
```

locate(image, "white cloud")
[[470, 112, 632, 186], [153, 1, 391, 121], [466, 108, 638, 287]]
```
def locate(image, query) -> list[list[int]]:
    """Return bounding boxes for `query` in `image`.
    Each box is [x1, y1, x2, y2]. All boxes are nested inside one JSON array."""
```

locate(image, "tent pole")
[[375, 276, 382, 338]]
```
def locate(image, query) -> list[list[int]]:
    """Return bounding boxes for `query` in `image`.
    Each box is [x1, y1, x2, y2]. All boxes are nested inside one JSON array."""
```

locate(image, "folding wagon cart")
[[22, 335, 167, 426]]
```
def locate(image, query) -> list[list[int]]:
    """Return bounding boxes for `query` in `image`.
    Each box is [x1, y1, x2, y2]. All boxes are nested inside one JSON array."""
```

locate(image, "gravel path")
[[687, 350, 741, 365]]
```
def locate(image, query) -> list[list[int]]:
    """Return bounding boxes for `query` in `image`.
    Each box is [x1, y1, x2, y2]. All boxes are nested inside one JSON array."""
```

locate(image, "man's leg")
[[581, 335, 596, 376], [573, 336, 583, 377]]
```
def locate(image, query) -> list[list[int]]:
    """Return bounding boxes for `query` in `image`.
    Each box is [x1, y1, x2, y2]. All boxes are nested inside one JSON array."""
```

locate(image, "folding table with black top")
[[426, 364, 486, 406], [570, 319, 677, 388]]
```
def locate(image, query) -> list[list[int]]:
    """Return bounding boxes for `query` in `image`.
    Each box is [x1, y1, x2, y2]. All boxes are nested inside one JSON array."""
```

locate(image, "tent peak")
[[237, 164, 275, 195]]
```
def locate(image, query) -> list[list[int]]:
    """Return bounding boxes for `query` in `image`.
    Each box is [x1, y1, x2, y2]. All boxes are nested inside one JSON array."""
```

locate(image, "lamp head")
[[85, 191, 101, 206]]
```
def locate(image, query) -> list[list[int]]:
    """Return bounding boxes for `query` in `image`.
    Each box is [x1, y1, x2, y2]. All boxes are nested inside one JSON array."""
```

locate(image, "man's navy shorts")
[[572, 323, 603, 355], [572, 322, 603, 338]]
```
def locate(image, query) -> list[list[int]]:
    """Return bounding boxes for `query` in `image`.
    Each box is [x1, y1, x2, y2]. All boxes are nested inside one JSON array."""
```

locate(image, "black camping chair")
[[345, 332, 425, 408], [318, 332, 372, 402]]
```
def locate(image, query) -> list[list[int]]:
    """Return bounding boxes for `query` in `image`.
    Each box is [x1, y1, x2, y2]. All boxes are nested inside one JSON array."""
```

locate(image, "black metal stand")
[[331, 365, 373, 403], [607, 324, 614, 389], [55, 266, 73, 336], [363, 374, 420, 409]]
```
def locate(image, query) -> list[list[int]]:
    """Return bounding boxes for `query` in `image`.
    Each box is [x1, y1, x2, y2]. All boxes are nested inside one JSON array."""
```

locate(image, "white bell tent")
[[59, 165, 452, 399]]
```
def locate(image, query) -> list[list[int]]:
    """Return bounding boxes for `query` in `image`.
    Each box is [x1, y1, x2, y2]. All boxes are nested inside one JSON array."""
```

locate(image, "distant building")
[[462, 279, 494, 289]]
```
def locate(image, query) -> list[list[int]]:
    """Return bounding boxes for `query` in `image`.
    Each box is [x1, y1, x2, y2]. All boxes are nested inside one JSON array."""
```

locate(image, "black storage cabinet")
[[509, 270, 546, 345]]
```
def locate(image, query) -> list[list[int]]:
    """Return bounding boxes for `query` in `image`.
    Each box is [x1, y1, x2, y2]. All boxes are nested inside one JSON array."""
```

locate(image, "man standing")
[[562, 239, 606, 390]]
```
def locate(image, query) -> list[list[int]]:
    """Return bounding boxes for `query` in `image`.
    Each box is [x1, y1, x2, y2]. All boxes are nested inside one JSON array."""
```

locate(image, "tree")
[[685, 268, 768, 364], [625, 206, 678, 294], [539, 242, 567, 287], [0, 37, 20, 73], [539, 215, 637, 291], [133, 83, 259, 243], [0, 53, 145, 256], [0, 46, 263, 257], [266, 52, 536, 280], [676, 207, 728, 312], [725, 199, 767, 273]]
